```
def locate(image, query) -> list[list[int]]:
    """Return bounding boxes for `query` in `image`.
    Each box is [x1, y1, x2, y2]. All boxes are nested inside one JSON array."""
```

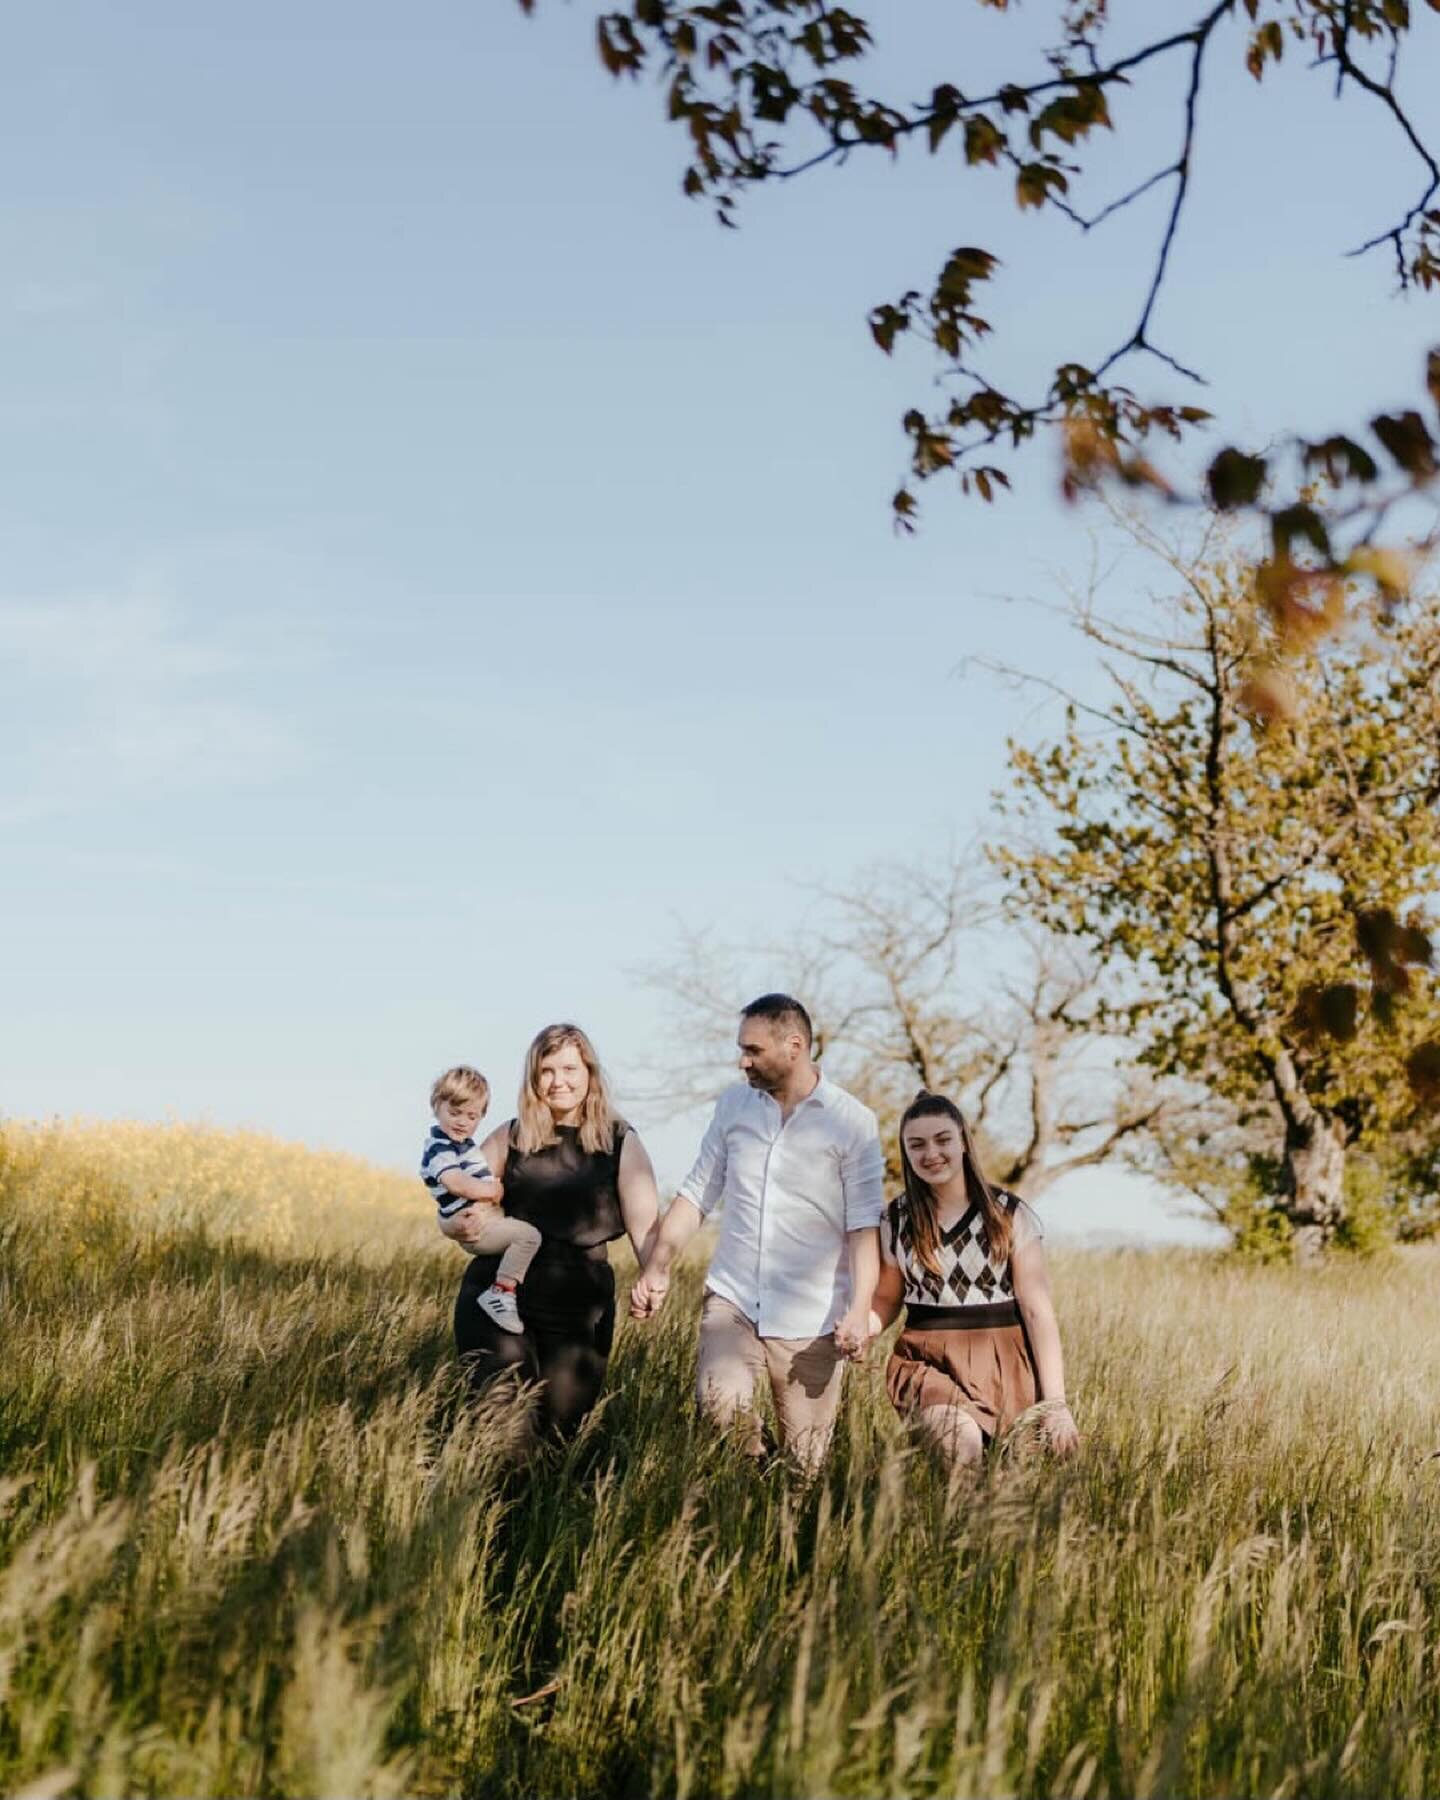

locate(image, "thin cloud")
[[0, 587, 305, 822]]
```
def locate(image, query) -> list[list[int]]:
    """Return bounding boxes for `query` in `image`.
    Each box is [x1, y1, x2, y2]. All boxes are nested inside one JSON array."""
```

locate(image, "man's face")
[[737, 1017, 801, 1092]]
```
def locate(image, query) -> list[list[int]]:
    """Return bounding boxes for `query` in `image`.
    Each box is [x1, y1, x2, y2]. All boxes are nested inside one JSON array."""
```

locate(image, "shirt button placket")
[[756, 1104, 780, 1334]]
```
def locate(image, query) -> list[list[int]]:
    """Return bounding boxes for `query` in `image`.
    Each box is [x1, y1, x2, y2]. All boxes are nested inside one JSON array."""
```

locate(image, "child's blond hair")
[[430, 1065, 491, 1113]]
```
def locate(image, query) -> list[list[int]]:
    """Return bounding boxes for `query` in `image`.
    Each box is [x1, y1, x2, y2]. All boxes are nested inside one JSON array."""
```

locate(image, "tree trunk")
[[1281, 1114, 1347, 1262]]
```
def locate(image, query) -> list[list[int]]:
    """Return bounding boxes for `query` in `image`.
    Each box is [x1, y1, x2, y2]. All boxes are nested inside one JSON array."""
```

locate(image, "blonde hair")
[[515, 1023, 620, 1156], [430, 1065, 490, 1113]]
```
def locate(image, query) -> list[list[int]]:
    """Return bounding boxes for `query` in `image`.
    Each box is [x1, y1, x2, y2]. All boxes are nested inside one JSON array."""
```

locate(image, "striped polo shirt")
[[419, 1124, 494, 1219]]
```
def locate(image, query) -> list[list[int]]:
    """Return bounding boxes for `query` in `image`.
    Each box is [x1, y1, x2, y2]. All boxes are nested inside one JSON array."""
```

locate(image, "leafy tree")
[[993, 512, 1440, 1256], [640, 852, 1185, 1195], [522, 0, 1440, 614]]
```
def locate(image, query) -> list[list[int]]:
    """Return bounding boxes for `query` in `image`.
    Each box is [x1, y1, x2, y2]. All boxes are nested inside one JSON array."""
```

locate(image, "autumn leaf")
[[1238, 664, 1297, 723], [926, 83, 962, 152], [1345, 544, 1414, 603], [1246, 19, 1285, 79], [1060, 416, 1119, 501], [1031, 86, 1112, 149], [970, 465, 1011, 501], [1254, 560, 1344, 649], [1271, 502, 1331, 561], [937, 247, 998, 295], [1407, 1041, 1440, 1106], [1016, 162, 1066, 209], [868, 303, 910, 354], [1302, 434, 1380, 485], [964, 116, 1005, 166], [1371, 410, 1438, 479], [1293, 983, 1359, 1043], [1207, 448, 1267, 509], [1357, 909, 1433, 1008]]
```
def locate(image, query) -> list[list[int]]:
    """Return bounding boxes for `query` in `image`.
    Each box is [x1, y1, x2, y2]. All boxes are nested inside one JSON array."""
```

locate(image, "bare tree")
[[976, 941, 1176, 1198], [638, 848, 1186, 1199]]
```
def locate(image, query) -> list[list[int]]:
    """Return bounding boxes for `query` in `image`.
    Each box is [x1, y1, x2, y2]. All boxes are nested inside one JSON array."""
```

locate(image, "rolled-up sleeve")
[[677, 1094, 731, 1216], [841, 1118, 885, 1231]]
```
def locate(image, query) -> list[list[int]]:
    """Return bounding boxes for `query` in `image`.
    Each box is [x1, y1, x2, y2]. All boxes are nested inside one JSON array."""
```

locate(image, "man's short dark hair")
[[740, 992, 813, 1048]]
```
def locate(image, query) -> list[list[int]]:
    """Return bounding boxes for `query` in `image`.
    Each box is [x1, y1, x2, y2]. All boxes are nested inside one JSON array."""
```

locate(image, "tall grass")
[[3, 1119, 1440, 1798]]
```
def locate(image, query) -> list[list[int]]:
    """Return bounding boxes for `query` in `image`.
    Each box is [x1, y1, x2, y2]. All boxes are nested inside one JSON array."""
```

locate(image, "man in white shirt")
[[629, 993, 885, 1471]]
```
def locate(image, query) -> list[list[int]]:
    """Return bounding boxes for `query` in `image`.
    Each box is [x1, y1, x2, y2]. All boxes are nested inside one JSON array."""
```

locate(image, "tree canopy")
[[995, 512, 1440, 1255]]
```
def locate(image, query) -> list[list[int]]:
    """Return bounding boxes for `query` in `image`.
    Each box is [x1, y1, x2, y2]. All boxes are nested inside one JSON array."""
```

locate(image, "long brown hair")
[[514, 1022, 621, 1156], [897, 1091, 1013, 1276]]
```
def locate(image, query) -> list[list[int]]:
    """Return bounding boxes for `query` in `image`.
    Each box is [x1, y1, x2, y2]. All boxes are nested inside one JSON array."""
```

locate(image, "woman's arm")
[[1011, 1239, 1080, 1456], [479, 1124, 510, 1180], [617, 1130, 661, 1267], [629, 1195, 703, 1319], [869, 1258, 905, 1334], [834, 1226, 880, 1358]]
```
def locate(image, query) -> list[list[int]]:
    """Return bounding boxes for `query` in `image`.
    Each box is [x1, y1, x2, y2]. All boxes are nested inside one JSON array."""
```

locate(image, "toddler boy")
[[421, 1065, 539, 1335]]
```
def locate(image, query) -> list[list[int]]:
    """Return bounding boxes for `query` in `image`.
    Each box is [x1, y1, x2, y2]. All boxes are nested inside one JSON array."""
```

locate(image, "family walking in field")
[[422, 996, 1078, 1470]]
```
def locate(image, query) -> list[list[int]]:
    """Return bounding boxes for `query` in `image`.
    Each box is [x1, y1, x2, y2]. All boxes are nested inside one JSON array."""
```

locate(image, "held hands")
[[832, 1305, 872, 1362], [628, 1264, 671, 1322]]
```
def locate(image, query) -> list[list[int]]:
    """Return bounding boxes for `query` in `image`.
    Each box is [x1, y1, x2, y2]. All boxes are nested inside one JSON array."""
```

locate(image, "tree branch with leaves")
[[522, 0, 1440, 635]]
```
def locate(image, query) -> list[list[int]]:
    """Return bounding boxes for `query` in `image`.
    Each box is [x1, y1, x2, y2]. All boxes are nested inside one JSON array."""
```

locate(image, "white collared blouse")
[[677, 1075, 886, 1339]]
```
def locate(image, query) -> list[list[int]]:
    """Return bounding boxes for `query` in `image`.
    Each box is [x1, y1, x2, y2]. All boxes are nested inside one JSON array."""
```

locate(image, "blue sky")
[[2, 3, 1436, 1241]]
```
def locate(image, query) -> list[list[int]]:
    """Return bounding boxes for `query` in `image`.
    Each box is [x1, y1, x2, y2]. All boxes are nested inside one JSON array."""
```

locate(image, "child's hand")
[[474, 1176, 504, 1205], [438, 1207, 483, 1246], [833, 1306, 871, 1361]]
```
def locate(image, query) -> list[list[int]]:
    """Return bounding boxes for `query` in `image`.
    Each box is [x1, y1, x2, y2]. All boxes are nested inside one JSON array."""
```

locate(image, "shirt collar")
[[807, 1073, 837, 1109], [433, 1124, 474, 1149], [756, 1070, 832, 1111]]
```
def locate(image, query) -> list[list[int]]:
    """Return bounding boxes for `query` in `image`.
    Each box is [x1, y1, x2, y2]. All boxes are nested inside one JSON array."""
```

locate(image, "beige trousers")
[[453, 1203, 542, 1285], [695, 1291, 846, 1473]]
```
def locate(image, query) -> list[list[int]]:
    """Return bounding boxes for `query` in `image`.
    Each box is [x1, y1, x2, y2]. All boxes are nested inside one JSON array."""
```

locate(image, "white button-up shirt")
[[678, 1075, 885, 1339]]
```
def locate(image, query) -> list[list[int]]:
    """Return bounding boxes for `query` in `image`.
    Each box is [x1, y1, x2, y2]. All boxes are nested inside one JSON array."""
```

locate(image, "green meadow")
[[3, 1120, 1440, 1798]]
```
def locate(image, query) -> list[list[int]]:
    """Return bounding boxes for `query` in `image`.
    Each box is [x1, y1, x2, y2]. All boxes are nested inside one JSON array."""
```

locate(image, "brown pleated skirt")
[[885, 1300, 1037, 1442]]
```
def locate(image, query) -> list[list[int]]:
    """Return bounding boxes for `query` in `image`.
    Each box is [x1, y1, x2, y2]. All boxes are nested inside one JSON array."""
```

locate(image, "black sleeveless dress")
[[453, 1120, 628, 1436]]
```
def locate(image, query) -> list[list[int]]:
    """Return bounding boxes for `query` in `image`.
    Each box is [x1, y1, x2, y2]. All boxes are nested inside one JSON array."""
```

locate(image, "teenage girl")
[[871, 1091, 1079, 1468]]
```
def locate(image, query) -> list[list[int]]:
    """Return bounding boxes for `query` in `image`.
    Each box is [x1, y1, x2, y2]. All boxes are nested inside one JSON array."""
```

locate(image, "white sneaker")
[[477, 1284, 523, 1334]]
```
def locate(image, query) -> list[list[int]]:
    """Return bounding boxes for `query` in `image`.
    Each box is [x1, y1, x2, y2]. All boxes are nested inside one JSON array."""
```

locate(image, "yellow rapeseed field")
[[1, 1116, 429, 1257]]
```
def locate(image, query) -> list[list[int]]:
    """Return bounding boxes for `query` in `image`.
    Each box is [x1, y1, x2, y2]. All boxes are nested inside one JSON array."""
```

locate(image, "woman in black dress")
[[441, 1022, 660, 1437]]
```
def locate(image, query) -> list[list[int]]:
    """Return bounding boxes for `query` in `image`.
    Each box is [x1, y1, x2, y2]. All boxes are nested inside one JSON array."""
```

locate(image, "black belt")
[[904, 1300, 1020, 1330]]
